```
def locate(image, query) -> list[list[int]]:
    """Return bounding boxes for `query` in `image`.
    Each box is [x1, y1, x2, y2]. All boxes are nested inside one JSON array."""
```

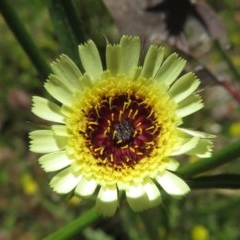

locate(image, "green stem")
[[47, 0, 84, 68], [189, 174, 240, 189], [178, 139, 240, 177], [0, 0, 51, 79], [43, 207, 100, 240], [60, 0, 85, 44]]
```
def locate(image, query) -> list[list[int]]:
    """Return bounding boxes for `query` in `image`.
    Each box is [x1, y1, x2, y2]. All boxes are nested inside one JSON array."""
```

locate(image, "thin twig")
[[175, 46, 240, 104]]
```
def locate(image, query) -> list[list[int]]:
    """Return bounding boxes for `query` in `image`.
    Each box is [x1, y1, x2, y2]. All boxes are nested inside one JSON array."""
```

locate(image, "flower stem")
[[59, 0, 86, 44], [189, 174, 240, 189], [43, 207, 100, 240], [177, 47, 240, 103], [178, 139, 240, 177], [47, 0, 85, 69], [0, 0, 51, 79]]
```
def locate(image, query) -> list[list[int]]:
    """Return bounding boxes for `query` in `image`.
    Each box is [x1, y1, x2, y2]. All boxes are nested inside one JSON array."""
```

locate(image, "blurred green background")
[[1, 0, 240, 239]]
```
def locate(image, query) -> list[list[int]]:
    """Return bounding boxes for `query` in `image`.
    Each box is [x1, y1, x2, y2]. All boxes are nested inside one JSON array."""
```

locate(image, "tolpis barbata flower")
[[30, 35, 213, 216]]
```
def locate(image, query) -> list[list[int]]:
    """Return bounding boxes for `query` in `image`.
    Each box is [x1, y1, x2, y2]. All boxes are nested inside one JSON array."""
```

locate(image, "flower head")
[[30, 35, 213, 216]]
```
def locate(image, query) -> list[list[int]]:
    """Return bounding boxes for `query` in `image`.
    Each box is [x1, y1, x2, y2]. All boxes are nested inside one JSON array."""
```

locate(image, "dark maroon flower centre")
[[83, 93, 161, 169]]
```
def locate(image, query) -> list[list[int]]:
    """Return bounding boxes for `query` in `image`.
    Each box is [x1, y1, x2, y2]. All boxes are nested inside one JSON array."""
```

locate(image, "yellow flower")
[[229, 122, 240, 137], [21, 173, 39, 195], [191, 225, 209, 240], [29, 36, 213, 216]]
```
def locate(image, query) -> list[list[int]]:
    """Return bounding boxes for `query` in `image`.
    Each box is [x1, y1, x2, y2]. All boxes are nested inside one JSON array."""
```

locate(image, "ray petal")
[[51, 54, 83, 92], [186, 139, 214, 158], [156, 171, 190, 196], [51, 125, 68, 136], [32, 96, 64, 123], [171, 137, 199, 156], [165, 158, 180, 171], [143, 178, 162, 207], [39, 151, 72, 172], [96, 186, 118, 217], [29, 130, 67, 153], [177, 128, 215, 138], [168, 72, 200, 103], [140, 45, 164, 78], [44, 75, 74, 106], [155, 53, 186, 86], [75, 177, 97, 197], [106, 44, 122, 75], [175, 95, 203, 117], [120, 35, 141, 74], [79, 40, 103, 79], [50, 167, 82, 194], [126, 185, 149, 212]]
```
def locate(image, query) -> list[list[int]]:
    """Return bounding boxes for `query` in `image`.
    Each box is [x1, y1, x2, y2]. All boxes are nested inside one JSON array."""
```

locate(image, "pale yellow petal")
[[143, 179, 161, 207], [44, 75, 74, 106], [165, 158, 180, 171], [39, 151, 72, 172], [126, 185, 149, 212], [75, 177, 97, 197], [168, 72, 200, 103], [96, 186, 118, 217], [186, 139, 214, 158], [156, 171, 190, 196], [155, 53, 186, 86], [171, 137, 199, 156], [50, 167, 81, 194], [177, 128, 215, 138], [140, 45, 164, 78], [79, 40, 103, 79], [51, 54, 83, 92], [51, 125, 68, 136], [29, 130, 66, 153], [176, 95, 203, 117], [120, 35, 140, 74], [106, 44, 122, 75], [32, 96, 64, 123]]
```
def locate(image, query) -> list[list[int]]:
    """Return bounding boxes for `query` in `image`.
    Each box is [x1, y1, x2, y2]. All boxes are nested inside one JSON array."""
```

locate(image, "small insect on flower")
[[29, 35, 214, 216]]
